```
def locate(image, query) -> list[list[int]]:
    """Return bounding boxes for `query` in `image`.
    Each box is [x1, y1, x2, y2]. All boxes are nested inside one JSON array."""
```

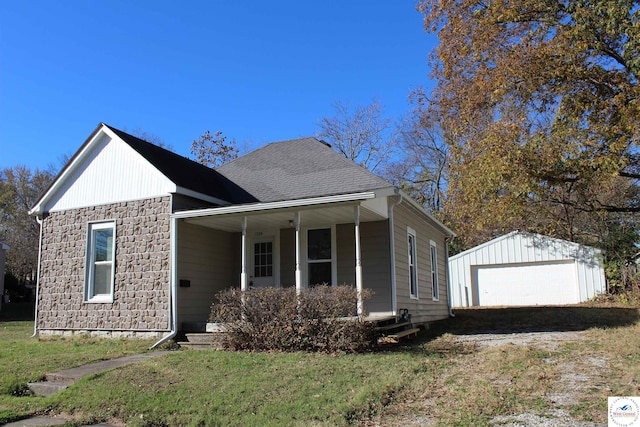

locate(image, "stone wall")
[[37, 197, 171, 333]]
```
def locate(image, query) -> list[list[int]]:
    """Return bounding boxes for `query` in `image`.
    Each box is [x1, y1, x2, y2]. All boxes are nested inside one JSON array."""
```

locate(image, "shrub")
[[209, 286, 376, 353]]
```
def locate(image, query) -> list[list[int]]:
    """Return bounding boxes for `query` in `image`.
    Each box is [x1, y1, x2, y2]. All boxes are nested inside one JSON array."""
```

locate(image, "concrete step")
[[177, 341, 224, 350], [179, 332, 226, 350], [27, 380, 71, 397], [184, 333, 224, 344]]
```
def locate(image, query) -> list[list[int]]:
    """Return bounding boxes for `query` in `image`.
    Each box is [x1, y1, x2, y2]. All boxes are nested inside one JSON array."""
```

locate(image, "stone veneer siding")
[[37, 197, 172, 335]]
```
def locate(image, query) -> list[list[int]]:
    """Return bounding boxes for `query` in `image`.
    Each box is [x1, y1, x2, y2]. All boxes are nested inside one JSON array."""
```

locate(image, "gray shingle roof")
[[215, 137, 393, 203], [105, 125, 255, 204]]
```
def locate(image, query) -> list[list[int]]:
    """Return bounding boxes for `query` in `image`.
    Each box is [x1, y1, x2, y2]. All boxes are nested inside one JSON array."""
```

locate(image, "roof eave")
[[398, 189, 456, 237], [172, 191, 383, 219], [174, 186, 231, 207]]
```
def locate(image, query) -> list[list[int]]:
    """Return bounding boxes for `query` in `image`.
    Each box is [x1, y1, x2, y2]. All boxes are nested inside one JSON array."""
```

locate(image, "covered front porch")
[[172, 190, 400, 329]]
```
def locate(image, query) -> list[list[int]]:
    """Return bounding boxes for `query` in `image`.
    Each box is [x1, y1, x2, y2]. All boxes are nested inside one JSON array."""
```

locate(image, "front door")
[[251, 236, 275, 288]]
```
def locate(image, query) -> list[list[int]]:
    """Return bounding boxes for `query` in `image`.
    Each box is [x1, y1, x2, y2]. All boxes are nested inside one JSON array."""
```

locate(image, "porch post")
[[240, 216, 248, 292], [295, 211, 302, 295], [354, 205, 363, 316]]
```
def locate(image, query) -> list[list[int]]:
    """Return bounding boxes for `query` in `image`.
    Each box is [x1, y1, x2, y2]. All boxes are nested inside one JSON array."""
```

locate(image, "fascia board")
[[172, 191, 378, 219], [399, 190, 456, 237]]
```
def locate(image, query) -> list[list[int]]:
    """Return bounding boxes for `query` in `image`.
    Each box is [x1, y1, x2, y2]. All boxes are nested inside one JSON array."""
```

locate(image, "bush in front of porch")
[[210, 286, 376, 353]]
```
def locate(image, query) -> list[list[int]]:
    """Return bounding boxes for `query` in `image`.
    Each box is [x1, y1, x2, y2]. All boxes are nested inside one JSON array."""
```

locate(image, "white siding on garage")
[[449, 232, 606, 307], [45, 131, 176, 213]]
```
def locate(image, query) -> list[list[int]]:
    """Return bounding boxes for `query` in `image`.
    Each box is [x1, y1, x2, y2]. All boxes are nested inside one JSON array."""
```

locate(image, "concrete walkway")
[[27, 351, 169, 397], [3, 417, 115, 426], [6, 351, 170, 427]]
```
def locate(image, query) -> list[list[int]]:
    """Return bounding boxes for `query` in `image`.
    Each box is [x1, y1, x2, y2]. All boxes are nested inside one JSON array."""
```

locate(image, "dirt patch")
[[366, 330, 611, 427], [453, 330, 585, 351]]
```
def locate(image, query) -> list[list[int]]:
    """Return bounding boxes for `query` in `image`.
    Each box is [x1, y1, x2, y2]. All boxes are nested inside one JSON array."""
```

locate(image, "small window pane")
[[431, 245, 439, 299], [94, 229, 113, 262], [408, 232, 417, 297], [94, 264, 112, 295], [308, 229, 331, 260], [309, 262, 331, 287]]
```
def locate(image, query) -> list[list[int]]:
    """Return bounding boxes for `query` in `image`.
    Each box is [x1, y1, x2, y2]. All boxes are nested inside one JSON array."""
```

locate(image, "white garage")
[[449, 231, 606, 307]]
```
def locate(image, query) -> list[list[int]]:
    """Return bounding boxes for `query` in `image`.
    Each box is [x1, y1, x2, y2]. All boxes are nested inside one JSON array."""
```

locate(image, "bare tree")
[[316, 100, 398, 173], [0, 165, 55, 280], [191, 130, 238, 168]]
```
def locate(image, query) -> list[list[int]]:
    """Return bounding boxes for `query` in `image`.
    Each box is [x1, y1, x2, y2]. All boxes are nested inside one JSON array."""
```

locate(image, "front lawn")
[[1, 304, 639, 426], [0, 321, 421, 426]]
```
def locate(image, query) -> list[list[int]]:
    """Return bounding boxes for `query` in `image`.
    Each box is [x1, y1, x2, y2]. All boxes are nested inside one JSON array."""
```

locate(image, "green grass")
[[0, 321, 420, 426], [0, 321, 155, 423], [53, 351, 416, 426], [1, 304, 639, 426]]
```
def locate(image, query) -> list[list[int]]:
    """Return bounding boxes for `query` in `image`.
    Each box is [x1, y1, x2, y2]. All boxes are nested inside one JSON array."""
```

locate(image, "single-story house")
[[448, 231, 606, 307], [0, 241, 8, 310], [29, 123, 455, 345]]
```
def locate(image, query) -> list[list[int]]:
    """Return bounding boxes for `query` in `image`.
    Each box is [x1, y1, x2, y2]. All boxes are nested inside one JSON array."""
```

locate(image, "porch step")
[[178, 332, 226, 350], [375, 320, 412, 332], [374, 309, 421, 345], [385, 327, 421, 343]]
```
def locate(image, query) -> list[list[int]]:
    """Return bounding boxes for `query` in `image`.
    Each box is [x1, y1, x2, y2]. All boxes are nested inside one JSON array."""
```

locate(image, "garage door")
[[474, 261, 579, 306]]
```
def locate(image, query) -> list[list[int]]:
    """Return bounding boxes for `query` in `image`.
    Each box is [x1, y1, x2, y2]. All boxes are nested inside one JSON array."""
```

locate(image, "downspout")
[[445, 235, 455, 317], [31, 215, 44, 338], [388, 191, 403, 316], [151, 215, 178, 349]]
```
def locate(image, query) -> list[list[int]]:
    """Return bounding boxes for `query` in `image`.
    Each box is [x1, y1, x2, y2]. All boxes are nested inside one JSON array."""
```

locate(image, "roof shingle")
[[215, 137, 393, 203]]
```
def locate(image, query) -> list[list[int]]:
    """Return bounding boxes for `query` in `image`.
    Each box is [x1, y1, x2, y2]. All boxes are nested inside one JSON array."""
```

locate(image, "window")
[[408, 227, 418, 298], [308, 228, 332, 286], [85, 221, 115, 303], [430, 240, 439, 301], [254, 241, 273, 277]]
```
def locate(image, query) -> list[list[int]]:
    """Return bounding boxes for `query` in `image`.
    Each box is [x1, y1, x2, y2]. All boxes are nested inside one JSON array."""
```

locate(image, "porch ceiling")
[[182, 201, 387, 232]]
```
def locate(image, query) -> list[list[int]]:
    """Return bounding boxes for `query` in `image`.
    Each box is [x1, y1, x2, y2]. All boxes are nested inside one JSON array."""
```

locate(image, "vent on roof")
[[318, 139, 332, 148]]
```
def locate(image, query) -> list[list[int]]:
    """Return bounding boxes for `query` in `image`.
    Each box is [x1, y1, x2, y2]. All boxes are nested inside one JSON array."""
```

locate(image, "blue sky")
[[0, 1, 437, 171]]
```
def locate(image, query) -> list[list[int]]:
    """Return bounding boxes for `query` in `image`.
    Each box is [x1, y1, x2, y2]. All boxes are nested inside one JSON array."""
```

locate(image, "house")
[[29, 123, 455, 345], [448, 231, 606, 307], [0, 242, 8, 310]]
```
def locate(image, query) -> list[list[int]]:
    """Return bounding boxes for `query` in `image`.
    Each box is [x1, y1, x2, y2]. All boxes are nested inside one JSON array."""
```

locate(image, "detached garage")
[[449, 231, 606, 307]]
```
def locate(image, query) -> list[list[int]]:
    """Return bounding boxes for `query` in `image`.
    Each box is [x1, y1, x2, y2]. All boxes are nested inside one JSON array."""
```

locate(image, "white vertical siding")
[[46, 133, 176, 212], [449, 231, 606, 307]]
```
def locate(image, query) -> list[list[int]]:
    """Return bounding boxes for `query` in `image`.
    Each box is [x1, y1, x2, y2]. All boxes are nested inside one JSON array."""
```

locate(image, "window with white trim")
[[430, 240, 439, 301], [307, 228, 332, 286], [408, 227, 418, 298], [85, 221, 115, 303]]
